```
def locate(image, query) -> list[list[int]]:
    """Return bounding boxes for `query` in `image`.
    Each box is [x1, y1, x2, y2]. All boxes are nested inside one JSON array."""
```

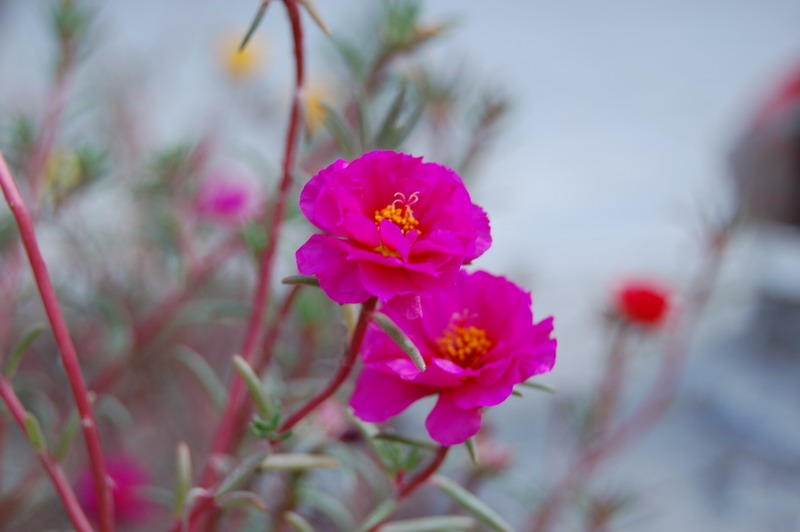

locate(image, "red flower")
[[614, 280, 670, 326]]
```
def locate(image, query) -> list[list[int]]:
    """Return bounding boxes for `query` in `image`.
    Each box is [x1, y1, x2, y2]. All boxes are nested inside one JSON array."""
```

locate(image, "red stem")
[[223, 285, 303, 451], [397, 446, 450, 499], [366, 446, 450, 532], [0, 153, 114, 532], [278, 297, 376, 434], [197, 0, 306, 493], [0, 378, 94, 532]]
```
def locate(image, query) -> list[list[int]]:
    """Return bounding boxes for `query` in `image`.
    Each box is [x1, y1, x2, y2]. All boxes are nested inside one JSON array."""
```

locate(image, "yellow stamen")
[[374, 203, 420, 235], [436, 323, 493, 369]]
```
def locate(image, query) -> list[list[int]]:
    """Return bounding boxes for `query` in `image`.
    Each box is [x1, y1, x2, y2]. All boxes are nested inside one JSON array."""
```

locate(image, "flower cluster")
[[296, 150, 556, 445]]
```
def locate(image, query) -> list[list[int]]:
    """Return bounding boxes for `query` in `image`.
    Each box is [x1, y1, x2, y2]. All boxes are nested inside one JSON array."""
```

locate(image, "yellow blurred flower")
[[218, 32, 267, 80], [45, 149, 81, 195], [304, 82, 335, 137]]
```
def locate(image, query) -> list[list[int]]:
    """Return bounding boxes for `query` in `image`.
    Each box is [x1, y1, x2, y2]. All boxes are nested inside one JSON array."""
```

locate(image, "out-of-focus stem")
[[278, 297, 376, 434], [0, 378, 94, 532], [223, 285, 303, 451], [88, 233, 241, 395], [0, 153, 114, 532], [587, 323, 630, 441], [27, 57, 74, 211], [527, 226, 731, 532], [197, 0, 306, 493]]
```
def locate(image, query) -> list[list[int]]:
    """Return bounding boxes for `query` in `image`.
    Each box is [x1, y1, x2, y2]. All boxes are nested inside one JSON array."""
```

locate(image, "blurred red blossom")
[[195, 170, 265, 226], [614, 280, 671, 326], [75, 454, 154, 525]]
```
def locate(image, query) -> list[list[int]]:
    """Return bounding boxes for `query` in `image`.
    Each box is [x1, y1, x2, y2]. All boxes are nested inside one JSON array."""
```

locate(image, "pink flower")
[[614, 280, 670, 326], [349, 270, 556, 446], [195, 170, 264, 226], [75, 455, 153, 525], [296, 151, 491, 309]]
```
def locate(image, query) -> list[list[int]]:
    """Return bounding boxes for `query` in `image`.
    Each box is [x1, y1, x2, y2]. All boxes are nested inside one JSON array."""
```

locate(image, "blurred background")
[[1, 1, 799, 530]]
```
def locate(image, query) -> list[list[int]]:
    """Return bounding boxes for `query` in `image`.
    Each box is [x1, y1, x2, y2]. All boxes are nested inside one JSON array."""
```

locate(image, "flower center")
[[436, 322, 493, 368], [374, 192, 421, 235]]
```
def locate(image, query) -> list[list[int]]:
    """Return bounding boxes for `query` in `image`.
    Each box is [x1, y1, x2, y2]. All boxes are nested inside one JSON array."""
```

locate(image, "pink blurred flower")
[[350, 270, 556, 446], [195, 170, 264, 226], [296, 151, 491, 311], [614, 280, 670, 326], [75, 455, 153, 525]]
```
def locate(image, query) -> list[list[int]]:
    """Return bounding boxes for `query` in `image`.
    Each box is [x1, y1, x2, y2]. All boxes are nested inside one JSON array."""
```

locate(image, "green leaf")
[[174, 346, 225, 411], [298, 487, 355, 531], [232, 355, 273, 420], [431, 475, 512, 532], [285, 511, 316, 532], [173, 442, 192, 518], [4, 324, 45, 379], [23, 412, 47, 454], [357, 499, 397, 532], [464, 437, 479, 466], [322, 104, 357, 158], [386, 98, 425, 148], [381, 516, 476, 532], [372, 313, 425, 371], [54, 392, 96, 461], [217, 490, 266, 512], [374, 84, 407, 149], [297, 0, 330, 35], [215, 448, 270, 498], [281, 275, 320, 287], [374, 432, 437, 451], [261, 453, 338, 471], [240, 0, 273, 51], [519, 381, 556, 394]]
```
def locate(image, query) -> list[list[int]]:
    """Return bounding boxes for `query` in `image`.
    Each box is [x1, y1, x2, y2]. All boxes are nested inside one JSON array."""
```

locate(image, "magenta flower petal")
[[350, 367, 432, 422], [465, 205, 492, 262], [425, 392, 482, 446], [295, 151, 491, 304], [297, 235, 371, 303], [351, 269, 557, 445]]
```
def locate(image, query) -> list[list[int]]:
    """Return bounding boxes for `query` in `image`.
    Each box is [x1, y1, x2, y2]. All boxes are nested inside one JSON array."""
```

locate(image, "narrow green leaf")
[[374, 85, 407, 149], [299, 488, 355, 531], [431, 475, 512, 532], [281, 275, 320, 287], [4, 324, 45, 379], [217, 490, 266, 512], [261, 453, 338, 471], [173, 442, 192, 518], [387, 99, 425, 148], [374, 432, 438, 451], [519, 381, 556, 394], [381, 516, 476, 532], [357, 499, 397, 532], [23, 412, 47, 454], [285, 511, 316, 532], [373, 313, 425, 371], [54, 392, 96, 461], [175, 346, 225, 411], [215, 448, 270, 497], [511, 390, 523, 398], [240, 0, 272, 51], [232, 355, 273, 420], [322, 104, 356, 158], [297, 0, 330, 35], [464, 437, 479, 466]]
